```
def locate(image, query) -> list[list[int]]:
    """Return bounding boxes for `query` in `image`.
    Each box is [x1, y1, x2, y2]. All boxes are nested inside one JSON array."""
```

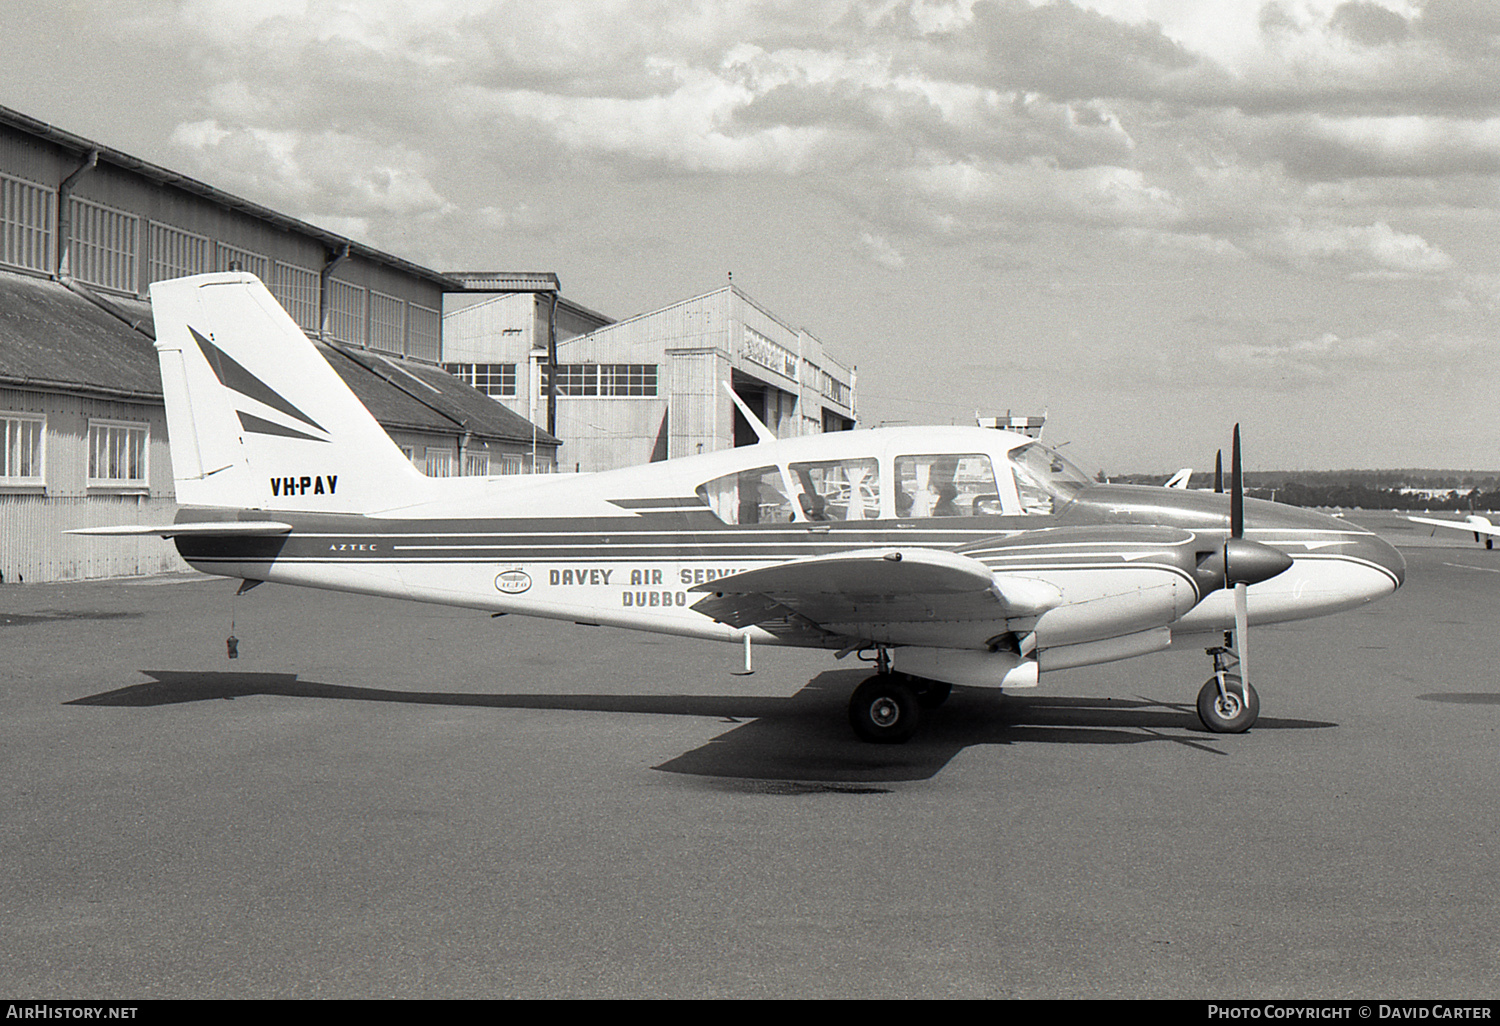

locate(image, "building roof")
[[447, 271, 561, 292], [0, 269, 558, 448], [445, 272, 615, 327], [0, 271, 161, 401], [325, 344, 560, 447]]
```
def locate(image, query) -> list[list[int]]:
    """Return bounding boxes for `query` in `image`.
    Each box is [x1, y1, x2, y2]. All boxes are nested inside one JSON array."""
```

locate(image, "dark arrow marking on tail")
[[188, 326, 327, 439]]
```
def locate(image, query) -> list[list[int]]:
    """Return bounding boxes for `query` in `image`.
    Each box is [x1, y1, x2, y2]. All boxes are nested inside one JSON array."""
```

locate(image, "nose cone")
[[1224, 537, 1295, 586]]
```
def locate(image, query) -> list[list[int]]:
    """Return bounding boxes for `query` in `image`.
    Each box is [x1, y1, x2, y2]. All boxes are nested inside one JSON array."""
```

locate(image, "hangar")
[[442, 277, 858, 474], [0, 105, 559, 582]]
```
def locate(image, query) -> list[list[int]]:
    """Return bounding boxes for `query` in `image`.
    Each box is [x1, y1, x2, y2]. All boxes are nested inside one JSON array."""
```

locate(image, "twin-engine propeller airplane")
[[72, 272, 1406, 743], [1408, 513, 1499, 549]]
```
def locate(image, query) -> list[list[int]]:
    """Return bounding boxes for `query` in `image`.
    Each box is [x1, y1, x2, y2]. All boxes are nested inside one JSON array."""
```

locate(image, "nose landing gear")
[[1198, 638, 1259, 733]]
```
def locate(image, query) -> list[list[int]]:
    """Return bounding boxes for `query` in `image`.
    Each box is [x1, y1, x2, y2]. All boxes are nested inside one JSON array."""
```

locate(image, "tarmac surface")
[[2, 510, 1497, 999]]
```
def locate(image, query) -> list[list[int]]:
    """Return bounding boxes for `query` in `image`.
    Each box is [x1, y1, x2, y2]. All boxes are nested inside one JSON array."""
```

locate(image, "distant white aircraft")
[[72, 272, 1406, 743], [1164, 468, 1193, 489], [1408, 514, 1499, 549]]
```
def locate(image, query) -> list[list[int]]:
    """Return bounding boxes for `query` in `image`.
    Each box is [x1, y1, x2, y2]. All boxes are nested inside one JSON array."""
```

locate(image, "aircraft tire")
[[849, 674, 920, 744], [1196, 674, 1259, 733]]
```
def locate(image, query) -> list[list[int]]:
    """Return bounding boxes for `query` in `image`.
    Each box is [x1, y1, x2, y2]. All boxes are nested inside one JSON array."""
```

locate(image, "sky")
[[3, 0, 1498, 475]]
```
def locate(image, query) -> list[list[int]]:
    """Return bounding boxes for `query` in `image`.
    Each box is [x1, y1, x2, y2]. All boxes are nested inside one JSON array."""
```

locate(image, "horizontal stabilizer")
[[67, 522, 294, 538]]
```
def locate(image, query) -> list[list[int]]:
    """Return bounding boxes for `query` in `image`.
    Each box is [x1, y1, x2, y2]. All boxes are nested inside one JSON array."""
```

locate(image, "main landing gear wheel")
[[1197, 674, 1259, 733], [849, 674, 920, 744]]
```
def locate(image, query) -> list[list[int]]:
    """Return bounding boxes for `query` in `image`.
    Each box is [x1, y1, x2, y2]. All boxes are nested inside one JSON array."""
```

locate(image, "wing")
[[687, 547, 1061, 636], [67, 522, 294, 538], [1408, 516, 1500, 538]]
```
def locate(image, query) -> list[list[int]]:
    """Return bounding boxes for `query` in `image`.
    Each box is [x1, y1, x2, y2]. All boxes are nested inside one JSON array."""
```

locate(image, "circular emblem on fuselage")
[[495, 569, 532, 594]]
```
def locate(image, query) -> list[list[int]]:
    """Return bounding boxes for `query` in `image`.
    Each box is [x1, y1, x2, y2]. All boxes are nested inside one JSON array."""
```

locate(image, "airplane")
[[71, 271, 1407, 743], [1407, 513, 1498, 549]]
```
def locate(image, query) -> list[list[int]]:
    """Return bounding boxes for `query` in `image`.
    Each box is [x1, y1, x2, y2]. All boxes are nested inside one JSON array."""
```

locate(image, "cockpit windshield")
[[1009, 442, 1093, 515]]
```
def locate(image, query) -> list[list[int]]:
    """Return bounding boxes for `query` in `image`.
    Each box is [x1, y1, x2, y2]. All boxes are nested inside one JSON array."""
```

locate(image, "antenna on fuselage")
[[722, 381, 777, 443]]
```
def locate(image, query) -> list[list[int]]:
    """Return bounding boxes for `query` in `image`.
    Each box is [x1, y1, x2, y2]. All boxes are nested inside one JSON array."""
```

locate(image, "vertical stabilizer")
[[150, 272, 434, 513]]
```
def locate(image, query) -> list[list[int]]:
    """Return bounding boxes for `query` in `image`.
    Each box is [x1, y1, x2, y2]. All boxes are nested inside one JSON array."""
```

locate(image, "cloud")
[[167, 120, 453, 224], [89, 1, 1490, 296], [1214, 324, 1493, 388], [1249, 217, 1453, 277], [857, 231, 906, 268], [1254, 113, 1500, 179], [905, 158, 1183, 228]]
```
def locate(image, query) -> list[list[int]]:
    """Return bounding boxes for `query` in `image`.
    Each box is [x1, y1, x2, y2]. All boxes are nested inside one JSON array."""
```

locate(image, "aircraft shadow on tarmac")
[[69, 669, 1335, 784]]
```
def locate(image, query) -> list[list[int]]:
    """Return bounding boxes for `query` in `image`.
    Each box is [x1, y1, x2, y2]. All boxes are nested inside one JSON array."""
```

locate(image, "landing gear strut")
[[1198, 637, 1259, 733]]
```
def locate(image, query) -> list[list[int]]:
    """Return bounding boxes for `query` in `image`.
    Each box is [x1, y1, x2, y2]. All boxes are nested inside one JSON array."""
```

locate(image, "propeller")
[[1185, 427, 1294, 731], [1217, 425, 1292, 716]]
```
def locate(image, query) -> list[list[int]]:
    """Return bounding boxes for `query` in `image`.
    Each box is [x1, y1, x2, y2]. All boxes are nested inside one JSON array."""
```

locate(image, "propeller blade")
[[1214, 451, 1223, 493], [1233, 581, 1251, 703], [1230, 424, 1243, 539]]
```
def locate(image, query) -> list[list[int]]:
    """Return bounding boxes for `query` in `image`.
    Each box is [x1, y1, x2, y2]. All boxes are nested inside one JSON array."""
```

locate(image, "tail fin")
[[150, 271, 433, 513]]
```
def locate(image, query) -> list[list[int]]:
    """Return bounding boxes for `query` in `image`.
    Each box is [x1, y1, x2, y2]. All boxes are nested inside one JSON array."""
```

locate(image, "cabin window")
[[894, 454, 1002, 518], [788, 458, 880, 521], [696, 465, 795, 525]]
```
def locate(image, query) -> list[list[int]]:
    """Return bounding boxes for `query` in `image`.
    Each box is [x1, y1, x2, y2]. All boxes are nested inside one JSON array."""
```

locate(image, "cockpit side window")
[[696, 465, 795, 525], [894, 454, 1003, 518], [788, 458, 880, 521]]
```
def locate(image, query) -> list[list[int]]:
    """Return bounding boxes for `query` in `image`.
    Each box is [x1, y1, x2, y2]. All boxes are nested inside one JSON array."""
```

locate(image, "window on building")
[[444, 363, 517, 397], [69, 198, 139, 294], [370, 292, 406, 355], [87, 420, 148, 488], [327, 279, 366, 345], [148, 222, 210, 283], [463, 452, 490, 477], [424, 447, 453, 478], [215, 243, 271, 283], [1, 414, 45, 486], [407, 304, 440, 362], [273, 262, 320, 333], [547, 364, 657, 397], [1, 173, 54, 275], [894, 454, 1003, 518]]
